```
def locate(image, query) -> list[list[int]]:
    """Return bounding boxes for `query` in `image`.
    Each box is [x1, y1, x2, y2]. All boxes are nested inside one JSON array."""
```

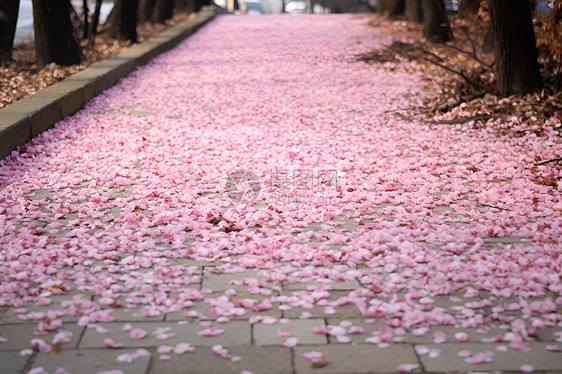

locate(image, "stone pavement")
[[1, 13, 562, 374]]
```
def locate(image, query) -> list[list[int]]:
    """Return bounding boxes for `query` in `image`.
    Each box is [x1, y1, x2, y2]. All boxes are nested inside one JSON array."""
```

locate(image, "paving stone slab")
[[165, 292, 282, 321], [149, 345, 292, 374], [535, 327, 562, 342], [283, 279, 360, 291], [254, 318, 327, 346], [399, 325, 503, 344], [0, 295, 89, 324], [293, 344, 418, 374], [79, 320, 251, 348], [109, 307, 167, 322], [283, 303, 363, 318], [0, 323, 84, 351], [0, 351, 30, 374], [419, 342, 562, 372], [168, 258, 222, 267], [324, 317, 384, 344], [201, 269, 281, 292], [31, 348, 151, 374]]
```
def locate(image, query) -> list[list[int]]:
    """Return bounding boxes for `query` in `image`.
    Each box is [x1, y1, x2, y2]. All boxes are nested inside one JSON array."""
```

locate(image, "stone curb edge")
[[0, 6, 216, 161]]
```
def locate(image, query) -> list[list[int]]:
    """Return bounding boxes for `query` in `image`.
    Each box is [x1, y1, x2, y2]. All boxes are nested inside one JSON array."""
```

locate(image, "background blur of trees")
[[0, 0, 211, 68], [374, 0, 561, 96], [1, 0, 560, 98]]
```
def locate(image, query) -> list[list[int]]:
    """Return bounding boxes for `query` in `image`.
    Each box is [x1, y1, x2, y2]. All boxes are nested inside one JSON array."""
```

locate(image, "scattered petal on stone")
[[103, 339, 123, 349], [130, 328, 147, 340], [174, 343, 195, 354], [433, 331, 447, 344], [157, 346, 173, 354], [414, 345, 429, 355], [454, 332, 468, 342], [397, 363, 419, 372], [283, 337, 298, 347], [30, 338, 51, 353], [198, 328, 225, 337]]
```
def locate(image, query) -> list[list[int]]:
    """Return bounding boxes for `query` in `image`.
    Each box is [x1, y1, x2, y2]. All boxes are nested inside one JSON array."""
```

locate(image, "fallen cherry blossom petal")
[[103, 339, 123, 349], [198, 328, 225, 337], [454, 332, 468, 342], [283, 337, 299, 347], [433, 331, 447, 344], [174, 343, 195, 354], [397, 363, 419, 372], [130, 328, 147, 340]]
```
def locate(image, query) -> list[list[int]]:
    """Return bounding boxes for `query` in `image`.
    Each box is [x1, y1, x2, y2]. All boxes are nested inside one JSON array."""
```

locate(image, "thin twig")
[[481, 203, 510, 211], [423, 57, 488, 90], [412, 45, 444, 63], [383, 107, 420, 114], [534, 157, 562, 166], [442, 42, 493, 68], [426, 114, 497, 124]]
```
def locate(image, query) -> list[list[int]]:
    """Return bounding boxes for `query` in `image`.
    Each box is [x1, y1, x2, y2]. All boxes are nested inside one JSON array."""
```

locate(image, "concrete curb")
[[0, 7, 216, 160]]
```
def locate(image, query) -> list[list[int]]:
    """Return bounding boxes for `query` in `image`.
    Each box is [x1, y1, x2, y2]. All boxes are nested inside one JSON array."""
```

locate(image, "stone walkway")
[[1, 14, 562, 374]]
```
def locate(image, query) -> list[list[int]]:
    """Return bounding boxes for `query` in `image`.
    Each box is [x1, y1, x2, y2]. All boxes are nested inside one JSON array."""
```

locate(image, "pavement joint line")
[[0, 7, 217, 161]]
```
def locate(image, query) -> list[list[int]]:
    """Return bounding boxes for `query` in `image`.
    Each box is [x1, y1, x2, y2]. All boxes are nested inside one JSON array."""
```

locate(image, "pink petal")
[[103, 338, 123, 349], [130, 328, 147, 340], [198, 327, 225, 337]]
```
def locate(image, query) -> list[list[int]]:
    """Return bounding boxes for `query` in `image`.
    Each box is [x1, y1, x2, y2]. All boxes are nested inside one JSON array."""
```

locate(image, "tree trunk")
[[421, 0, 452, 42], [107, 0, 138, 42], [0, 0, 20, 63], [457, 0, 480, 18], [88, 0, 103, 47], [194, 0, 211, 12], [153, 0, 174, 23], [378, 0, 404, 16], [175, 0, 195, 13], [83, 1, 89, 38], [138, 0, 156, 22], [405, 0, 422, 22], [488, 0, 543, 96], [32, 0, 81, 66]]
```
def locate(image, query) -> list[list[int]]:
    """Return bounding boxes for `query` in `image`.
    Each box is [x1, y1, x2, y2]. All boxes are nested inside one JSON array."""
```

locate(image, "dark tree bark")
[[153, 0, 174, 23], [88, 0, 103, 47], [138, 0, 156, 22], [83, 1, 89, 38], [421, 0, 452, 42], [194, 0, 211, 12], [457, 0, 480, 18], [405, 0, 422, 22], [0, 0, 21, 63], [488, 0, 543, 96], [175, 0, 195, 13], [378, 0, 404, 16], [107, 0, 138, 42], [32, 0, 81, 66]]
